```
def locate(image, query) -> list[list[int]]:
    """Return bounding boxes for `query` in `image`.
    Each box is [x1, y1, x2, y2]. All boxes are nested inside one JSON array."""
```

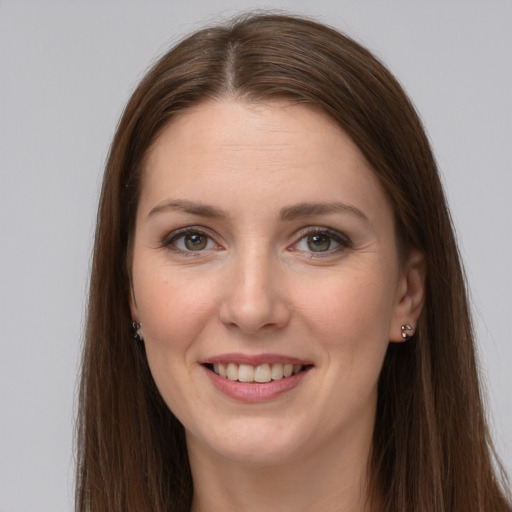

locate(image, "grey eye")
[[293, 229, 350, 256], [184, 233, 208, 251], [168, 231, 216, 252], [306, 234, 332, 252]]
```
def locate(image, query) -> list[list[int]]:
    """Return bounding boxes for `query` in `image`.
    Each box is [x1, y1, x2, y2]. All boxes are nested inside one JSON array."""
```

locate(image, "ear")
[[388, 249, 426, 343], [129, 283, 145, 341], [129, 281, 140, 322]]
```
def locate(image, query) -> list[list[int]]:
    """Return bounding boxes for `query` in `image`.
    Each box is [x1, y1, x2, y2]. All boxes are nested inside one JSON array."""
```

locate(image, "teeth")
[[238, 364, 254, 382], [271, 363, 283, 380], [254, 364, 271, 383], [211, 362, 305, 382], [227, 363, 238, 380]]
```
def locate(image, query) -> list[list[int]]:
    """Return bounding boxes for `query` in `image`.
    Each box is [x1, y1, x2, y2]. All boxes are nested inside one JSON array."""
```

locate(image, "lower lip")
[[204, 366, 311, 403]]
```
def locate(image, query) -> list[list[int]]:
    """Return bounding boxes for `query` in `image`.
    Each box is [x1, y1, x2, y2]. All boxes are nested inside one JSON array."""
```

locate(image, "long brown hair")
[[76, 12, 510, 512]]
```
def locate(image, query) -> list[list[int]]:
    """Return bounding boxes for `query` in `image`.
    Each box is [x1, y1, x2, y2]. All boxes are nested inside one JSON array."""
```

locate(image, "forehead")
[[146, 99, 365, 173], [140, 99, 392, 225]]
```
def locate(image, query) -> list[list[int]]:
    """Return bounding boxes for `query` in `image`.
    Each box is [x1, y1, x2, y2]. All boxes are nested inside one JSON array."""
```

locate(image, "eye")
[[304, 233, 334, 252], [181, 232, 209, 251], [292, 228, 351, 256], [164, 228, 218, 253]]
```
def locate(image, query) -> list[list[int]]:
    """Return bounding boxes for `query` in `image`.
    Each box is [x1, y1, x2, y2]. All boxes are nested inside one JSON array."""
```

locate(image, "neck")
[[188, 423, 376, 512]]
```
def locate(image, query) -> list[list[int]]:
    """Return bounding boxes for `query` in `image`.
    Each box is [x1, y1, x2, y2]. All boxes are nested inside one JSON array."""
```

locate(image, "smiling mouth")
[[204, 362, 312, 383]]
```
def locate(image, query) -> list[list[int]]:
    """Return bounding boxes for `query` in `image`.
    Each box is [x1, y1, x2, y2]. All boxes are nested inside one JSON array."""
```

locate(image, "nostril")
[[218, 301, 292, 334]]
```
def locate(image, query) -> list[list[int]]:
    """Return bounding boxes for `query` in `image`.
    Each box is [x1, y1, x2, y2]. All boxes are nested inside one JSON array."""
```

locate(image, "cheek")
[[131, 255, 221, 366], [292, 264, 397, 394], [133, 268, 221, 414], [296, 268, 396, 341]]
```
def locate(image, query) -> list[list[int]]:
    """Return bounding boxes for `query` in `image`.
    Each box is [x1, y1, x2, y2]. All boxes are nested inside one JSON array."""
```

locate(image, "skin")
[[130, 99, 425, 512]]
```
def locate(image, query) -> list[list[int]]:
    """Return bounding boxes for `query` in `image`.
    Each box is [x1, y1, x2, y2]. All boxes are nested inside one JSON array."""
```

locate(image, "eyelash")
[[162, 227, 220, 256], [290, 227, 352, 258], [161, 226, 352, 257]]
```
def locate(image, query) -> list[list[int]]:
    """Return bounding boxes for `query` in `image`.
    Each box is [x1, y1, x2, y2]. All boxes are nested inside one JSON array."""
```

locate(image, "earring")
[[132, 321, 144, 342], [401, 324, 413, 341]]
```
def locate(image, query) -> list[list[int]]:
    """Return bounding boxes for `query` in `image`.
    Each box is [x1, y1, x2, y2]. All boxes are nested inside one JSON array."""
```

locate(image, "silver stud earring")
[[132, 321, 144, 342], [401, 324, 413, 340]]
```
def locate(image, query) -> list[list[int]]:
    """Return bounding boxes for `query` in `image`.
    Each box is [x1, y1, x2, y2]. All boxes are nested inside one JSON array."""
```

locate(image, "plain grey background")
[[1, 1, 511, 510]]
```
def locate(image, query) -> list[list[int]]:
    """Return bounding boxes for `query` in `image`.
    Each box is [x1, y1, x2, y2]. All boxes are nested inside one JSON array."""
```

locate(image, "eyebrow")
[[147, 199, 368, 223], [279, 201, 369, 223], [147, 199, 227, 219]]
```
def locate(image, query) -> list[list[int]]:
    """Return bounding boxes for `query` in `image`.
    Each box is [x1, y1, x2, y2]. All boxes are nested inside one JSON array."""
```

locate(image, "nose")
[[218, 249, 291, 335]]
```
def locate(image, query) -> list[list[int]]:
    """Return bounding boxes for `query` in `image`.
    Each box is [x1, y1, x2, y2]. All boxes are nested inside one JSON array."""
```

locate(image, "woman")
[[76, 13, 510, 512]]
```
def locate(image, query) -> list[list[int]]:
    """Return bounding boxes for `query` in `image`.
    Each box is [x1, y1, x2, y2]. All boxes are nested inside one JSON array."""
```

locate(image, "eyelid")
[[162, 226, 222, 254], [160, 225, 351, 257], [290, 226, 352, 256]]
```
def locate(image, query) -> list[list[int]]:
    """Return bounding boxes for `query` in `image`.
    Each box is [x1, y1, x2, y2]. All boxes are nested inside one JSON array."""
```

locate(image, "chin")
[[186, 417, 309, 466]]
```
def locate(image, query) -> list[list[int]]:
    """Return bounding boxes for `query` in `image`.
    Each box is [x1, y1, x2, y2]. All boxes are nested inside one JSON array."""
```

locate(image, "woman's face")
[[131, 100, 421, 465]]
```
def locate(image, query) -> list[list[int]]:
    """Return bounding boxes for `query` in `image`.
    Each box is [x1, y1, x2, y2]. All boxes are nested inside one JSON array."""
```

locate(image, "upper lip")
[[201, 352, 313, 366]]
